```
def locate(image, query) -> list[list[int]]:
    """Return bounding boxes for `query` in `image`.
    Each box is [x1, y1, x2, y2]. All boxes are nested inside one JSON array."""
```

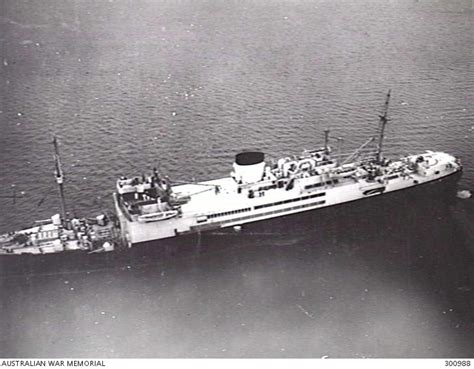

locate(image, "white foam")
[[457, 190, 472, 199]]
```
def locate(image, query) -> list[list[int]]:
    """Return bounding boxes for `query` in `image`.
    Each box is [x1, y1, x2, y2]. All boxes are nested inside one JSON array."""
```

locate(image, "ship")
[[0, 137, 119, 256], [113, 91, 463, 247], [0, 91, 464, 256]]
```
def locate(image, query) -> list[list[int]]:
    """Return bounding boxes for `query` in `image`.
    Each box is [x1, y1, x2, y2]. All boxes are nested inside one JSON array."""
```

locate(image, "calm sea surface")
[[0, 0, 473, 358]]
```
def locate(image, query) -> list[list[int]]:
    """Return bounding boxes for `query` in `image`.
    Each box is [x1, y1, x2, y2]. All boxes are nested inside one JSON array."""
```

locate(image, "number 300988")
[[445, 361, 471, 367]]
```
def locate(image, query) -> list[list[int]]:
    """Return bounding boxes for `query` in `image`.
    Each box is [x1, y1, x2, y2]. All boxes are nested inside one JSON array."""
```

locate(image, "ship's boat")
[[137, 210, 179, 223]]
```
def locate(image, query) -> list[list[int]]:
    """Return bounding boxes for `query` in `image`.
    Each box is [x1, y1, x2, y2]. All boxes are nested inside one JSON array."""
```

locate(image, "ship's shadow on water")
[[1, 178, 473, 357]]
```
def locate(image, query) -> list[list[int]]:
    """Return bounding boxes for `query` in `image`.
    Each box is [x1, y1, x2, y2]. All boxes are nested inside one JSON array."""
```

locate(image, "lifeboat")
[[137, 210, 179, 223]]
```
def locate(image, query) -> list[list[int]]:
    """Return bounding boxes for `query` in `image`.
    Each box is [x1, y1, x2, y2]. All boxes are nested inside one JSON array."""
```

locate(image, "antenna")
[[376, 89, 391, 163], [53, 136, 68, 225], [340, 137, 375, 166]]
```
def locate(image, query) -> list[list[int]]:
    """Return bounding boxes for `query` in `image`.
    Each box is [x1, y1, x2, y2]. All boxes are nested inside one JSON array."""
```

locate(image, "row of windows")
[[304, 179, 339, 190], [192, 199, 328, 231], [254, 192, 326, 210], [205, 192, 327, 221], [387, 174, 400, 180], [223, 200, 327, 225], [252, 200, 326, 219], [208, 207, 252, 219]]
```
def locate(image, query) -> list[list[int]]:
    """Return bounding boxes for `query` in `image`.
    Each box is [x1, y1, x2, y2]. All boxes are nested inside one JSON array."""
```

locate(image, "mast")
[[336, 136, 343, 167], [53, 136, 67, 225], [376, 89, 391, 163], [324, 129, 330, 154]]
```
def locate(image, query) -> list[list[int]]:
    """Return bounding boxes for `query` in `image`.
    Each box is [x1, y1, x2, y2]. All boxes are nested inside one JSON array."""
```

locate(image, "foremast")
[[53, 136, 67, 226], [376, 89, 391, 163]]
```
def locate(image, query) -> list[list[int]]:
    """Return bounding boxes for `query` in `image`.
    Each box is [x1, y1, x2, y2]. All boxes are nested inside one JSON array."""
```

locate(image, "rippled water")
[[0, 0, 473, 358]]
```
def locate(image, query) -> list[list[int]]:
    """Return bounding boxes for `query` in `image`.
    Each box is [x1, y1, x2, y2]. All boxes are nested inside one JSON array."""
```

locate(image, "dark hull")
[[0, 170, 462, 277]]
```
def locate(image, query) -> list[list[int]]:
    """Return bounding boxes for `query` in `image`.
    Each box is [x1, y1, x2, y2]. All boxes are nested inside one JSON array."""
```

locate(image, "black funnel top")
[[235, 151, 265, 166]]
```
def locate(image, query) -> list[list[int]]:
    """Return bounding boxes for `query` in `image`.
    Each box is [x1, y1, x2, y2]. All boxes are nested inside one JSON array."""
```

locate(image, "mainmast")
[[376, 89, 391, 163], [324, 129, 330, 154], [53, 136, 67, 225]]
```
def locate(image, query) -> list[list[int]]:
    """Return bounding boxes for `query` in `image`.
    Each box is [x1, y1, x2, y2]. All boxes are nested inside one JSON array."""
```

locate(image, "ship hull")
[[0, 169, 461, 277], [133, 168, 462, 246], [117, 161, 463, 245]]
